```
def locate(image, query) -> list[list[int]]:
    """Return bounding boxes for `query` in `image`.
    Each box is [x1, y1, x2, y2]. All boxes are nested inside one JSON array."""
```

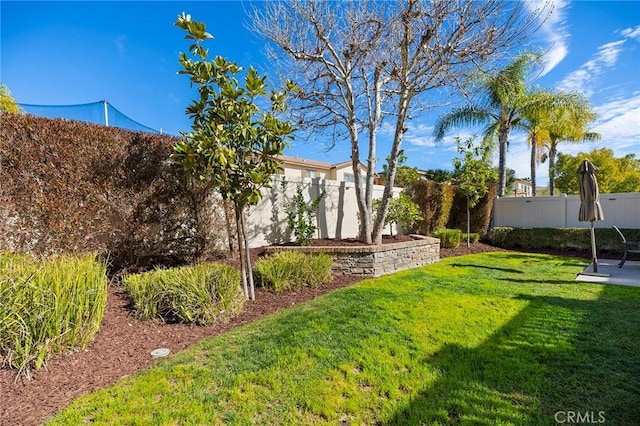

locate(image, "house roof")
[[278, 155, 366, 170], [278, 154, 331, 169]]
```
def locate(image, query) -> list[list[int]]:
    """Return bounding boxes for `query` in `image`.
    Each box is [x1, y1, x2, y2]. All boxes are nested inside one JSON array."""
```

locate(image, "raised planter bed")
[[263, 234, 440, 278]]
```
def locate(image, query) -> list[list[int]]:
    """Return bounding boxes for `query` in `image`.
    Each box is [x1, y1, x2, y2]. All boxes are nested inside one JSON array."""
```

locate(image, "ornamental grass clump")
[[0, 253, 108, 377], [254, 251, 332, 293], [122, 263, 244, 325]]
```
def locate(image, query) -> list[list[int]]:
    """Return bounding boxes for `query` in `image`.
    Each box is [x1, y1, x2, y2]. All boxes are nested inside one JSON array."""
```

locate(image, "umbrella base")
[[578, 272, 611, 278], [579, 261, 610, 277]]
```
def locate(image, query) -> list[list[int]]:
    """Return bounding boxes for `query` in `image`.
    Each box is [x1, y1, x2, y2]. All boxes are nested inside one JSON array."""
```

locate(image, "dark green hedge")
[[408, 180, 496, 237], [0, 113, 227, 270], [408, 180, 455, 235], [447, 183, 497, 236], [490, 227, 640, 254]]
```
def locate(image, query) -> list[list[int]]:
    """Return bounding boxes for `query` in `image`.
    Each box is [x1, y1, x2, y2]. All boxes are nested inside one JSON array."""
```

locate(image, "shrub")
[[407, 180, 455, 235], [433, 228, 462, 249], [373, 192, 423, 235], [254, 251, 333, 293], [0, 253, 108, 377], [447, 182, 497, 236], [463, 233, 481, 244], [490, 227, 640, 253], [281, 178, 326, 246], [0, 113, 227, 270], [122, 263, 244, 325]]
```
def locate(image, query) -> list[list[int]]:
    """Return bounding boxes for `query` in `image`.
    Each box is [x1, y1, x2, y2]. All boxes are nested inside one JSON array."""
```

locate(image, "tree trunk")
[[548, 143, 557, 196], [466, 196, 471, 248], [364, 66, 384, 243], [497, 126, 509, 197], [372, 7, 412, 245], [530, 137, 537, 197], [240, 209, 255, 301], [234, 207, 249, 300], [350, 120, 373, 244]]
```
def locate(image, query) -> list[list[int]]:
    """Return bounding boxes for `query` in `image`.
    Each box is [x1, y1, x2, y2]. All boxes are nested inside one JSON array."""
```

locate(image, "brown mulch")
[[0, 240, 601, 425]]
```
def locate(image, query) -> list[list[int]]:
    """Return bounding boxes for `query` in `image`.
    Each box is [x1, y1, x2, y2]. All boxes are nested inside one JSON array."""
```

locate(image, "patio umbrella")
[[578, 159, 604, 273]]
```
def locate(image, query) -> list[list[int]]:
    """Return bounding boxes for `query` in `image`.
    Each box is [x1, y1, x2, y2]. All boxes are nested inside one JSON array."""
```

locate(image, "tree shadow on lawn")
[[449, 263, 525, 274], [498, 277, 581, 286], [383, 285, 640, 425]]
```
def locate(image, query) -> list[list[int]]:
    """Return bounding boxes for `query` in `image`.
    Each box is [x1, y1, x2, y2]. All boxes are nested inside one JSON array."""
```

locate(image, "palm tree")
[[433, 53, 541, 197], [544, 93, 600, 195], [517, 89, 593, 196]]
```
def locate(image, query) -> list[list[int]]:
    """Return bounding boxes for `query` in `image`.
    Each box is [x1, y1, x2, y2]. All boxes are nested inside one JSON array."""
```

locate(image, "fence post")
[[103, 100, 109, 127], [562, 194, 567, 228]]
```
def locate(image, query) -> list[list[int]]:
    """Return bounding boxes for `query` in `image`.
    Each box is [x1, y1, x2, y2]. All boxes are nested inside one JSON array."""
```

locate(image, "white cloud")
[[559, 40, 625, 96], [620, 25, 640, 40], [526, 0, 570, 76], [113, 35, 127, 59], [591, 93, 640, 152], [403, 123, 436, 147]]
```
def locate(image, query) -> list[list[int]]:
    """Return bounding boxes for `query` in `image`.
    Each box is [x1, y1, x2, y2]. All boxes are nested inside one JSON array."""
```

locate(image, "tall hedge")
[[0, 113, 228, 269], [447, 183, 497, 236], [408, 180, 455, 235]]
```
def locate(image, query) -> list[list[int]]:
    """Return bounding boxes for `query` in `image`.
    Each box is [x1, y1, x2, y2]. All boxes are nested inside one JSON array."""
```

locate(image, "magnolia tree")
[[251, 0, 545, 244], [173, 14, 296, 300]]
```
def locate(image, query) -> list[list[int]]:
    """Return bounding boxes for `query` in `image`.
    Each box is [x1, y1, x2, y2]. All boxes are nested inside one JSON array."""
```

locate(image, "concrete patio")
[[576, 260, 640, 287]]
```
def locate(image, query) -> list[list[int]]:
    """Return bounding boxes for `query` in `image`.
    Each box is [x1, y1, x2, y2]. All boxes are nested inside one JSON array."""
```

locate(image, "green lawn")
[[47, 252, 640, 425]]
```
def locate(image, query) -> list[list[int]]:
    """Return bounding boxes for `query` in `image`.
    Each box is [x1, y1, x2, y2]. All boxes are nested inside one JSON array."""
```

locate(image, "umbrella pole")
[[591, 221, 598, 273]]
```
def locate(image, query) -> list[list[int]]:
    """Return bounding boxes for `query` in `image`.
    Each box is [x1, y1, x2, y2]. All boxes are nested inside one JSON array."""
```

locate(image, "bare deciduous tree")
[[251, 0, 546, 244]]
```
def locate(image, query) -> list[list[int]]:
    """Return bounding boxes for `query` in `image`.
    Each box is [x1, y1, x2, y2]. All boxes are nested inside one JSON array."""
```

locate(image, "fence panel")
[[247, 176, 402, 247], [494, 192, 640, 229]]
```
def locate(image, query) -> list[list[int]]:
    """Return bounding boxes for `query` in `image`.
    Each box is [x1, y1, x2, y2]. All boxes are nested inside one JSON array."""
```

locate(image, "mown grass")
[[47, 252, 640, 425]]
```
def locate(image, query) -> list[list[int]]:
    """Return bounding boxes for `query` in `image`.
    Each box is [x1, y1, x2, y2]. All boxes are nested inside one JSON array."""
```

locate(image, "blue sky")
[[1, 1, 639, 186]]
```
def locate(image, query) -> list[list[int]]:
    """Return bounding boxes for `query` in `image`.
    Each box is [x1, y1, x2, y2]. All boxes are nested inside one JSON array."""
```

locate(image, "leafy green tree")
[[373, 192, 422, 236], [555, 148, 640, 194], [0, 83, 21, 114], [434, 53, 541, 198], [503, 168, 517, 196], [379, 151, 420, 188], [452, 136, 497, 247], [172, 13, 296, 301]]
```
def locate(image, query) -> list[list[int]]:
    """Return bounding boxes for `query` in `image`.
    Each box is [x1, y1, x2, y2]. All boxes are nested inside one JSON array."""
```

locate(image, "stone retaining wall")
[[263, 235, 440, 278]]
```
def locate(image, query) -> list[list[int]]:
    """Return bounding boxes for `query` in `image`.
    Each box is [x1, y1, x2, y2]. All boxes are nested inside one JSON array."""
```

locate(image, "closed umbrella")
[[578, 159, 604, 273]]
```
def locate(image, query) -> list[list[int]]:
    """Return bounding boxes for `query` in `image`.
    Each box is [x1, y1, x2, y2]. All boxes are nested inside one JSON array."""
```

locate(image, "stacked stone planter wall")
[[263, 235, 440, 278]]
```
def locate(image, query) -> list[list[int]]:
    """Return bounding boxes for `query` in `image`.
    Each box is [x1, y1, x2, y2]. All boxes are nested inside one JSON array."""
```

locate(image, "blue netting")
[[18, 100, 160, 134]]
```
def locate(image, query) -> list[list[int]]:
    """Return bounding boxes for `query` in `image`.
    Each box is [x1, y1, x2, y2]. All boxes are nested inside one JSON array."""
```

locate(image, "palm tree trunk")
[[497, 129, 509, 197], [530, 138, 537, 196], [548, 143, 557, 196]]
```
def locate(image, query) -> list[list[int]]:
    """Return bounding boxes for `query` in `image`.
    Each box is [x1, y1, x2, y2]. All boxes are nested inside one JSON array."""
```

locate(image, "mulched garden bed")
[[0, 241, 606, 425]]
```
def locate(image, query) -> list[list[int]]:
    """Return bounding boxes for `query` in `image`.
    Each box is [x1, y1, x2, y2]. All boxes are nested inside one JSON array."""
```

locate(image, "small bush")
[[0, 252, 108, 377], [434, 228, 462, 249], [281, 178, 326, 246], [122, 263, 244, 325], [254, 251, 333, 293], [463, 233, 480, 244]]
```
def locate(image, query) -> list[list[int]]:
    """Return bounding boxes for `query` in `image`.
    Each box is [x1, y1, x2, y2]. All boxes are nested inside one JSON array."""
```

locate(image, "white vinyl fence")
[[493, 192, 640, 229], [246, 176, 403, 247]]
